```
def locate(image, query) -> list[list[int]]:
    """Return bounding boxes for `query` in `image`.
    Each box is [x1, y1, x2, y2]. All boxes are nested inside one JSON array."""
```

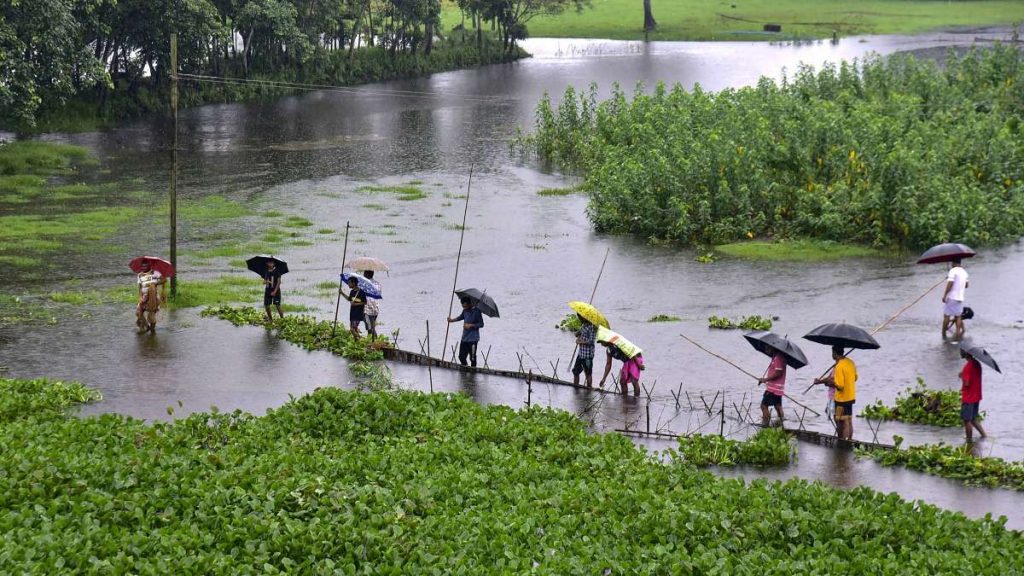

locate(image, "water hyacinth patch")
[[675, 427, 794, 467], [3, 382, 1023, 572], [860, 442, 1024, 491], [201, 305, 386, 361], [707, 314, 773, 330], [861, 378, 978, 427]]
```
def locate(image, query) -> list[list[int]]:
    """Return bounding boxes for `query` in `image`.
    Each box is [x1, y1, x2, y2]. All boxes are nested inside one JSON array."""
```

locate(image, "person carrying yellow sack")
[[596, 326, 645, 396]]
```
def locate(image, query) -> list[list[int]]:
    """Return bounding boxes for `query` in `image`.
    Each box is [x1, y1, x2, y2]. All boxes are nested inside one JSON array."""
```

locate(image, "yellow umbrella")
[[568, 301, 610, 328]]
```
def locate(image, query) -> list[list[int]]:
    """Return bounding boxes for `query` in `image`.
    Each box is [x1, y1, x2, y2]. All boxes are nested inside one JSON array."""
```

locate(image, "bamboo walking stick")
[[331, 221, 351, 336], [568, 247, 611, 375], [679, 333, 821, 417], [442, 166, 473, 360], [803, 277, 946, 394]]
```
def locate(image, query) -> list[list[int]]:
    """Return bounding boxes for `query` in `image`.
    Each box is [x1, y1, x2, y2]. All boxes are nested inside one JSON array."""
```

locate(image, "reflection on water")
[[5, 28, 1024, 528]]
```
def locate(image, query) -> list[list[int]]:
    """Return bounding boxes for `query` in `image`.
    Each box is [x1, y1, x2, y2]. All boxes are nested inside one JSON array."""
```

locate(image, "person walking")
[[362, 270, 381, 340], [942, 258, 969, 340], [758, 351, 787, 427], [814, 345, 857, 440], [342, 276, 365, 338], [596, 327, 644, 396], [448, 296, 484, 367], [136, 260, 165, 333], [262, 260, 284, 323], [571, 315, 597, 388], [959, 347, 987, 442]]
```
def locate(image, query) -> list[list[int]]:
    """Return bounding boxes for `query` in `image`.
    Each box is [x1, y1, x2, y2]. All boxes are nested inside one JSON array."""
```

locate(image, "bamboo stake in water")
[[426, 319, 434, 394], [803, 277, 946, 394], [331, 221, 351, 336], [679, 333, 821, 417], [441, 166, 473, 361], [568, 247, 611, 377]]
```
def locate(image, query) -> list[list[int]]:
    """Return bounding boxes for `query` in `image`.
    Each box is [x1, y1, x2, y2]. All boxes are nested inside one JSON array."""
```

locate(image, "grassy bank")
[[2, 378, 1023, 572], [442, 0, 1024, 41], [715, 239, 881, 261]]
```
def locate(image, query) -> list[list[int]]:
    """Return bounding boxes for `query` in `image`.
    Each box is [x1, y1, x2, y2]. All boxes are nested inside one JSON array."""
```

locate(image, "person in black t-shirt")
[[263, 260, 283, 323]]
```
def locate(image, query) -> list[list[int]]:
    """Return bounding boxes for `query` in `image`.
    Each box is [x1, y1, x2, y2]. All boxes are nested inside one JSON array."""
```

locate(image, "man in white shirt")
[[941, 258, 969, 340]]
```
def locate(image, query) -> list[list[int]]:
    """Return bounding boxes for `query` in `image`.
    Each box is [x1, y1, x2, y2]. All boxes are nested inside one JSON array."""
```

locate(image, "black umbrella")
[[960, 341, 1001, 374], [743, 330, 809, 369], [803, 322, 880, 350], [246, 255, 289, 276], [455, 288, 499, 318], [917, 242, 976, 264]]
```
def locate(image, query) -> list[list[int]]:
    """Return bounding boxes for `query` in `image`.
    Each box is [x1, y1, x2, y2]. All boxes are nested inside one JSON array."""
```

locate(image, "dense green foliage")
[[861, 443, 1024, 490], [522, 46, 1024, 250], [202, 305, 386, 361], [676, 427, 794, 467], [862, 378, 979, 427], [555, 312, 583, 332], [0, 0, 580, 129], [708, 314, 773, 330], [4, 381, 1022, 573]]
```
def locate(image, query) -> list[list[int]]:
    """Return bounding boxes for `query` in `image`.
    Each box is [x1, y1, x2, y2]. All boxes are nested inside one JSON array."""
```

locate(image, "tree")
[[0, 0, 107, 129], [643, 0, 656, 34]]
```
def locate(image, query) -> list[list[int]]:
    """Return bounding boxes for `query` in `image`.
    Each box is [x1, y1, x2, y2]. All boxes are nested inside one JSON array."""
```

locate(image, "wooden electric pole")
[[169, 33, 179, 297]]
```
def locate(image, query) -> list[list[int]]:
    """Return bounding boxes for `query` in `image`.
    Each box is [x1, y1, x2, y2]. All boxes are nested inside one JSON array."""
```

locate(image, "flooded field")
[[3, 29, 1023, 526]]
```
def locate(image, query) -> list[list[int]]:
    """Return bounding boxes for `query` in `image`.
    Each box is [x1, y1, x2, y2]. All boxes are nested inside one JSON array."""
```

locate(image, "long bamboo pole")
[[569, 247, 611, 374], [803, 277, 946, 394], [679, 333, 821, 417], [441, 166, 473, 360], [331, 221, 351, 336], [169, 33, 178, 298]]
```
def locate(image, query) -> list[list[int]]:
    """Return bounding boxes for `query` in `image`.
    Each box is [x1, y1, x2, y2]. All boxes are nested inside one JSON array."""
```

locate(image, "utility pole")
[[169, 33, 179, 297]]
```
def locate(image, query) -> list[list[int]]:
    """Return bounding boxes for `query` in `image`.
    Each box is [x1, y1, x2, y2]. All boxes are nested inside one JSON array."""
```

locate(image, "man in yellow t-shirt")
[[814, 345, 857, 440]]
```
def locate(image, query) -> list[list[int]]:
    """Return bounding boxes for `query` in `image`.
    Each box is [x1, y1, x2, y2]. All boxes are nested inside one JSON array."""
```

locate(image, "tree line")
[[0, 0, 589, 130]]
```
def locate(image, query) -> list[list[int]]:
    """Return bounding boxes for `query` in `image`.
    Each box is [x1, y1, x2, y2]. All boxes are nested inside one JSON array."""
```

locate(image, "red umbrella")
[[916, 243, 975, 264], [129, 256, 175, 278]]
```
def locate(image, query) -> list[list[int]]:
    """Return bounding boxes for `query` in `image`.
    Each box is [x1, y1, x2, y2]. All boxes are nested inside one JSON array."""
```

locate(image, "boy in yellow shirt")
[[814, 345, 857, 440]]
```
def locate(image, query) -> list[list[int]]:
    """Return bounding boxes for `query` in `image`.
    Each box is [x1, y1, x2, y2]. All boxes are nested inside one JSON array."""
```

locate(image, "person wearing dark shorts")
[[342, 276, 365, 338], [263, 261, 283, 323], [572, 316, 597, 388], [448, 297, 483, 367], [959, 347, 987, 442], [758, 351, 787, 427]]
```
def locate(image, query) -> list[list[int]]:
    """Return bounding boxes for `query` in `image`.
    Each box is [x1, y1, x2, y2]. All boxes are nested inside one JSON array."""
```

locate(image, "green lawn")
[[442, 0, 1024, 41]]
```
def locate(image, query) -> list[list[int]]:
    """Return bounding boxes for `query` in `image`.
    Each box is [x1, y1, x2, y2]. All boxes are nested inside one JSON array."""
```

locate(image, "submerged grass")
[[0, 141, 88, 176], [5, 380, 1023, 572], [358, 184, 428, 201], [715, 239, 880, 261]]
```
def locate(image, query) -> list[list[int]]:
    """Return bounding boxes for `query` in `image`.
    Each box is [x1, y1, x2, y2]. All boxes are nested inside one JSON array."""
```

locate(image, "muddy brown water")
[[3, 29, 1024, 527]]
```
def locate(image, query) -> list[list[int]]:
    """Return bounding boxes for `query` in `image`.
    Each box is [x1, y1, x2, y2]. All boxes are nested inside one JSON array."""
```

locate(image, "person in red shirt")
[[959, 348, 987, 442]]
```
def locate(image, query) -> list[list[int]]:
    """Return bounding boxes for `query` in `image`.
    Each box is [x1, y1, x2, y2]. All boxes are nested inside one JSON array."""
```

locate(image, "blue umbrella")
[[341, 272, 382, 299]]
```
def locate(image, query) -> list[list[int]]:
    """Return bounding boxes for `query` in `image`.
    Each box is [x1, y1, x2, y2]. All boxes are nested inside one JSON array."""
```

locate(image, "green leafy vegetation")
[[676, 427, 794, 467], [708, 314, 773, 330], [521, 46, 1024, 250], [860, 443, 1024, 490], [716, 239, 880, 261], [201, 305, 386, 361], [536, 187, 577, 196], [862, 378, 979, 427], [8, 382, 1021, 572], [556, 312, 583, 332], [648, 314, 681, 322], [0, 377, 101, 421]]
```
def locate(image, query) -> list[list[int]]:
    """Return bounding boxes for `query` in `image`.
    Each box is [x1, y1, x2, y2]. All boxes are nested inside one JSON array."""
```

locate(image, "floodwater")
[[4, 28, 1024, 527]]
